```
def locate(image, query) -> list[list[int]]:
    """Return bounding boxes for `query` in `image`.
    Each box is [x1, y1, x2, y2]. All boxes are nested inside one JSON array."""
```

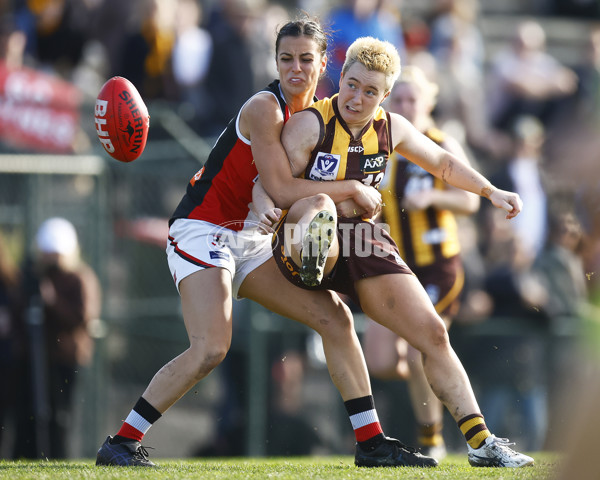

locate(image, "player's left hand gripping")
[[491, 190, 522, 219]]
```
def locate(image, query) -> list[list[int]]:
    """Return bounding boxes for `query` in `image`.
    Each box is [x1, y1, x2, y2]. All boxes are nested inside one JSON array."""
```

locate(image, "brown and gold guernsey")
[[380, 127, 461, 268], [272, 94, 413, 307], [303, 95, 392, 189]]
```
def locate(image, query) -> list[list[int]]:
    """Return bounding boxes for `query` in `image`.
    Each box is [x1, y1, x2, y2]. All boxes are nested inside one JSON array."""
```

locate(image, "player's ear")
[[381, 90, 391, 105], [320, 54, 327, 75]]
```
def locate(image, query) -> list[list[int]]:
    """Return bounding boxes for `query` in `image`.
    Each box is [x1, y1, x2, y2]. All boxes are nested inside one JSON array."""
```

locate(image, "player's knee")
[[317, 298, 354, 338], [290, 194, 335, 218], [425, 316, 451, 350], [311, 193, 335, 210], [190, 343, 229, 378]]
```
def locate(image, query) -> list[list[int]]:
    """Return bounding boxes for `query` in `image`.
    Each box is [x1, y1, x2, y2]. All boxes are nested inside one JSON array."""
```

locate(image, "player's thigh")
[[356, 273, 448, 354], [239, 258, 352, 333], [179, 267, 233, 349]]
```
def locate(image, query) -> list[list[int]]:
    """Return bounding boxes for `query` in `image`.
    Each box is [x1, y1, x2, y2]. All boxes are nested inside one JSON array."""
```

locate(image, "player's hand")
[[489, 189, 522, 219], [401, 190, 435, 211], [250, 202, 282, 234], [337, 199, 366, 218], [352, 183, 382, 218]]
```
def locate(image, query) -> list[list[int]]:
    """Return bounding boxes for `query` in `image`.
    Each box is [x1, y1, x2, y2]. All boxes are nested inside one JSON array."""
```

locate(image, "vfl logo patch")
[[360, 153, 387, 174], [309, 152, 341, 181], [209, 250, 229, 260]]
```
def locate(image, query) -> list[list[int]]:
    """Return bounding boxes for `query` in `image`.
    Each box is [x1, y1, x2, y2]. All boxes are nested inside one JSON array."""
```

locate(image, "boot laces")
[[133, 445, 153, 461]]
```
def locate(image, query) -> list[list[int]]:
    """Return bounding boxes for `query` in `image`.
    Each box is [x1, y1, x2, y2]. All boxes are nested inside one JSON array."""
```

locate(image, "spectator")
[[17, 0, 88, 79], [14, 218, 101, 459], [531, 211, 588, 448], [320, 0, 405, 96], [486, 115, 550, 263], [203, 0, 259, 135], [570, 27, 600, 123], [116, 0, 177, 100], [0, 231, 23, 457], [486, 19, 578, 131], [426, 0, 492, 157], [171, 0, 212, 130]]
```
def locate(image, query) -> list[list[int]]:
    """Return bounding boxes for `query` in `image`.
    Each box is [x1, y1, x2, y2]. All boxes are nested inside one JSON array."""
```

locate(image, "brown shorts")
[[411, 255, 464, 318], [272, 215, 413, 307]]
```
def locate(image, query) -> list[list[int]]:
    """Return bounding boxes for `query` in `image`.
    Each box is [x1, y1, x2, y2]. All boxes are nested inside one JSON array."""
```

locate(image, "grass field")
[[0, 452, 560, 479]]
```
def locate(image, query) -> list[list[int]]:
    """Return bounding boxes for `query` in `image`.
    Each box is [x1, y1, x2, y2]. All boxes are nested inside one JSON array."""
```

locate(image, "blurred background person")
[[531, 210, 588, 449], [362, 65, 480, 460], [116, 0, 177, 100], [425, 0, 493, 157], [13, 218, 101, 459], [485, 115, 550, 262], [319, 0, 405, 96], [171, 0, 213, 131], [485, 19, 578, 132], [202, 0, 260, 135], [0, 231, 23, 458], [568, 27, 600, 122]]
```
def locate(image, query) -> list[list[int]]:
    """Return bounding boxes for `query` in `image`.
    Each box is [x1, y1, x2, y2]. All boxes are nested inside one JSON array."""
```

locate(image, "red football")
[[94, 76, 150, 162]]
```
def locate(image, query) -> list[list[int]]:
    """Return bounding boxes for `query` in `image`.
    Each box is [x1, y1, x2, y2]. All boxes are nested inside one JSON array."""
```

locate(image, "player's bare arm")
[[402, 135, 480, 215], [390, 113, 521, 219]]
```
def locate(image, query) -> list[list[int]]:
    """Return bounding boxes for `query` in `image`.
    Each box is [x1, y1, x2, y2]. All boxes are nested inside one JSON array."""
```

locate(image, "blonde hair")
[[341, 37, 401, 93], [396, 65, 439, 107]]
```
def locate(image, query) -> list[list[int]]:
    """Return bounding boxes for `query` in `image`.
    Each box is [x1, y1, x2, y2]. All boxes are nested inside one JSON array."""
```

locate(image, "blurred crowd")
[[0, 0, 599, 459]]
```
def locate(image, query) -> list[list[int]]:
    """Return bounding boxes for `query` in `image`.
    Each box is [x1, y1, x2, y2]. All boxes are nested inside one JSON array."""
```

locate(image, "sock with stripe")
[[344, 395, 385, 451], [457, 413, 491, 449], [418, 422, 444, 448], [111, 397, 162, 444]]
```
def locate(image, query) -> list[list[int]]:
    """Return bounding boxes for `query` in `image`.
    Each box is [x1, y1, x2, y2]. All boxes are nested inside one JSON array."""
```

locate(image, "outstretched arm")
[[401, 135, 481, 215], [390, 113, 521, 219]]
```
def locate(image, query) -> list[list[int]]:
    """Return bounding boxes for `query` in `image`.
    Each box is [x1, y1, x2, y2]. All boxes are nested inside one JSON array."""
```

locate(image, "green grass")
[[0, 453, 560, 479]]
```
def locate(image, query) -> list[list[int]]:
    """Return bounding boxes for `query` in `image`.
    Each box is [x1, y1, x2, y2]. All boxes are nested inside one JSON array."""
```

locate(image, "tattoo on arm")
[[441, 159, 454, 183]]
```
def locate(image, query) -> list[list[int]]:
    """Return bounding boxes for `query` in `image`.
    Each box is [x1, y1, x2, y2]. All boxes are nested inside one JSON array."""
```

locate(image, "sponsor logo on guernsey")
[[360, 153, 387, 174], [209, 250, 229, 260], [348, 145, 364, 153], [309, 153, 340, 181]]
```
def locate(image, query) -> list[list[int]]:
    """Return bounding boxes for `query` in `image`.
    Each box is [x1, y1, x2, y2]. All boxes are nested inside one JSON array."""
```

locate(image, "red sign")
[[0, 61, 82, 153]]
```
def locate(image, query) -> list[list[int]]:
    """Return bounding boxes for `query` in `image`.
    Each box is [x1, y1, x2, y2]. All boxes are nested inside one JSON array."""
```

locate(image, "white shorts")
[[166, 217, 273, 299]]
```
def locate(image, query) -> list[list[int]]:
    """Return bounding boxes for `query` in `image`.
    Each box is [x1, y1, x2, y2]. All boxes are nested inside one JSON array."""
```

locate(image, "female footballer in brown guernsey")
[[254, 37, 532, 468]]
